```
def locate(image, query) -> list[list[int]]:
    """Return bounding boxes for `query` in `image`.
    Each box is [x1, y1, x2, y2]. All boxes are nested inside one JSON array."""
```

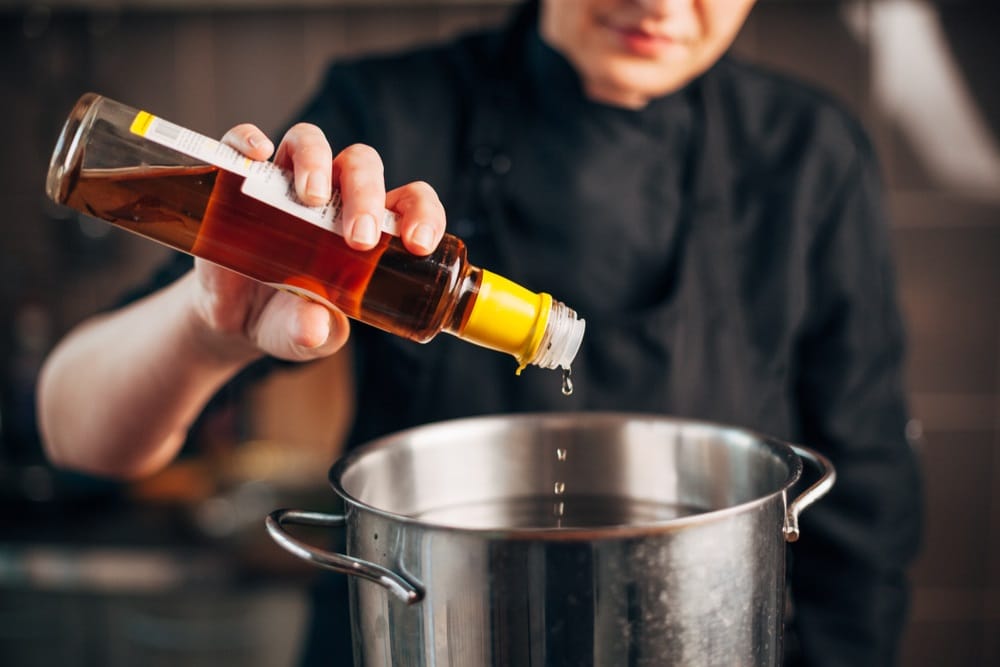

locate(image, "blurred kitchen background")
[[0, 0, 997, 665]]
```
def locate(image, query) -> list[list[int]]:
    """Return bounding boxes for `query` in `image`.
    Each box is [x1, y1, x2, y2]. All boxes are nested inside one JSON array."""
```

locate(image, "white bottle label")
[[129, 111, 399, 236]]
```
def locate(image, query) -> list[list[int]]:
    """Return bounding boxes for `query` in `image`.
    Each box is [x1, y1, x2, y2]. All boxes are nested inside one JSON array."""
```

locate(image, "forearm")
[[37, 272, 260, 479]]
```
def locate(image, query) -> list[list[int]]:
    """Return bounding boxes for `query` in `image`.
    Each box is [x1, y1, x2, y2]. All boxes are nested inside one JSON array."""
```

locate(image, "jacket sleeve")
[[786, 136, 924, 666]]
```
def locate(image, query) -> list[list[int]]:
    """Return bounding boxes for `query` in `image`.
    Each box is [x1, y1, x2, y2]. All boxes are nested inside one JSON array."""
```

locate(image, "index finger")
[[220, 123, 275, 161], [274, 122, 335, 207]]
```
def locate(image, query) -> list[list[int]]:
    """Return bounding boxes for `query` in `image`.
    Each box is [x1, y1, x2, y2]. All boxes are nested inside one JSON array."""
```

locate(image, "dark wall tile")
[[937, 3, 1000, 139], [901, 618, 985, 667], [891, 221, 1000, 394], [986, 618, 1000, 667], [212, 11, 310, 137], [909, 431, 994, 588], [736, 1, 872, 127], [299, 7, 506, 129], [173, 16, 221, 134], [1, 14, 101, 197], [909, 393, 995, 434], [300, 11, 352, 95], [992, 432, 1000, 588], [431, 4, 512, 41], [85, 12, 180, 117]]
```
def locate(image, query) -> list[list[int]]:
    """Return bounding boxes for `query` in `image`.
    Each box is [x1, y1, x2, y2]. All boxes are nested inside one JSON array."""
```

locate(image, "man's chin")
[[597, 66, 692, 104]]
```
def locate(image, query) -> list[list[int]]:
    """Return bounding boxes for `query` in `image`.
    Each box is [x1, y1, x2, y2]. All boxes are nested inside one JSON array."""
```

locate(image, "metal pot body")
[[268, 413, 834, 667]]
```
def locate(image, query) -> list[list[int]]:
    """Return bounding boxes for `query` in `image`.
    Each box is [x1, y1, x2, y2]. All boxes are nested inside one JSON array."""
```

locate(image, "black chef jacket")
[[137, 2, 922, 665]]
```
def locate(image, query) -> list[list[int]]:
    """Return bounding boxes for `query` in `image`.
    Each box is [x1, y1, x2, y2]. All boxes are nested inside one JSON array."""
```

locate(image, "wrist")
[[175, 271, 264, 369]]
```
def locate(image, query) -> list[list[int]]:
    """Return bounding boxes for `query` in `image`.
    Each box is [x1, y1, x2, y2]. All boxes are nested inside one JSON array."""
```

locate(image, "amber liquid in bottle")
[[63, 163, 478, 342], [48, 93, 584, 372]]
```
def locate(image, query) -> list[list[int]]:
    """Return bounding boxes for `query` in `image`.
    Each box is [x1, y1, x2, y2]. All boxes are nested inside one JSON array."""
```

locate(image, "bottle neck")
[[448, 268, 585, 372]]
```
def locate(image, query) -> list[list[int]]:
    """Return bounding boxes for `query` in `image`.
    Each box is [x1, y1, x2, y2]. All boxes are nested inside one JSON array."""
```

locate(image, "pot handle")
[[265, 509, 423, 604], [783, 446, 837, 543]]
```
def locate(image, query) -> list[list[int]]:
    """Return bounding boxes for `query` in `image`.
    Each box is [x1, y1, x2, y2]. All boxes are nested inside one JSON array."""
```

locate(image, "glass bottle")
[[45, 93, 585, 373]]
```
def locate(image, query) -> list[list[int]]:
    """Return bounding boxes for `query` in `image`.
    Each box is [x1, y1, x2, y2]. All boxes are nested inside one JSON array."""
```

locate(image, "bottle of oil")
[[46, 93, 585, 375]]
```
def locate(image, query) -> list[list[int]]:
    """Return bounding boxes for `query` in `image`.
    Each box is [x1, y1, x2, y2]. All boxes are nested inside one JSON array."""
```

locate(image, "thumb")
[[252, 291, 350, 361]]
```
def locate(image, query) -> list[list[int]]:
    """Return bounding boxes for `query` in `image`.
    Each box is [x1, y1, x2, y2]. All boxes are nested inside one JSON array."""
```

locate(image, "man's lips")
[[605, 22, 689, 58]]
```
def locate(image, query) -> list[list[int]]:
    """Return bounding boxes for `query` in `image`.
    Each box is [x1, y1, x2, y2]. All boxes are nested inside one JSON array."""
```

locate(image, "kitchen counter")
[[0, 460, 336, 666], [0, 468, 334, 589]]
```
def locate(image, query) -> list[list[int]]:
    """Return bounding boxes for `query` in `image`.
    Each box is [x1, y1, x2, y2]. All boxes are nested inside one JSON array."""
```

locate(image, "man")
[[38, 1, 922, 663]]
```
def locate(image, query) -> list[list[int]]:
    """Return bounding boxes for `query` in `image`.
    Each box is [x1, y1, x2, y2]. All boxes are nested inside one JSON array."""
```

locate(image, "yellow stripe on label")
[[130, 110, 155, 137]]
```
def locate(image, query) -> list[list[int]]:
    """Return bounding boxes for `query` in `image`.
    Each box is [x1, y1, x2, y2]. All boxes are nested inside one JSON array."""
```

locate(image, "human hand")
[[188, 122, 447, 363]]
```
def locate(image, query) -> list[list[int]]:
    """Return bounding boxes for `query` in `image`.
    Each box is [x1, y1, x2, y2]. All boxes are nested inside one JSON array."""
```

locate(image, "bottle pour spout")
[[458, 270, 585, 372]]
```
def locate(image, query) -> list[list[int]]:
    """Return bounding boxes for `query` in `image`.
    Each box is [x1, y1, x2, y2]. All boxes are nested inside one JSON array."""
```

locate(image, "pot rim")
[[327, 412, 804, 540]]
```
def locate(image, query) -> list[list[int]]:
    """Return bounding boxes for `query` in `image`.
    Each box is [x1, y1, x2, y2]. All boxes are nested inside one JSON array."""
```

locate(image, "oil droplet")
[[556, 448, 567, 462], [561, 368, 574, 396], [554, 481, 566, 495]]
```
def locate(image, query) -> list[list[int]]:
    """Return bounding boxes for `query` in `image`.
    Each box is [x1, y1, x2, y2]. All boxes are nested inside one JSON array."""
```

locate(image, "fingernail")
[[306, 310, 332, 349], [351, 214, 379, 245], [305, 172, 331, 202], [247, 133, 272, 153], [292, 306, 331, 350], [411, 224, 435, 253]]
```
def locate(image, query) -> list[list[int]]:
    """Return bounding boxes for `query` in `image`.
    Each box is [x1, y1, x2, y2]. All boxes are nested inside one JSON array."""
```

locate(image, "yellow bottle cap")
[[459, 270, 551, 372]]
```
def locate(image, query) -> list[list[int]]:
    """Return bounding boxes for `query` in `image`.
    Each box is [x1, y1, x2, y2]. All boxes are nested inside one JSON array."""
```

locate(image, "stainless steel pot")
[[266, 412, 834, 666]]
